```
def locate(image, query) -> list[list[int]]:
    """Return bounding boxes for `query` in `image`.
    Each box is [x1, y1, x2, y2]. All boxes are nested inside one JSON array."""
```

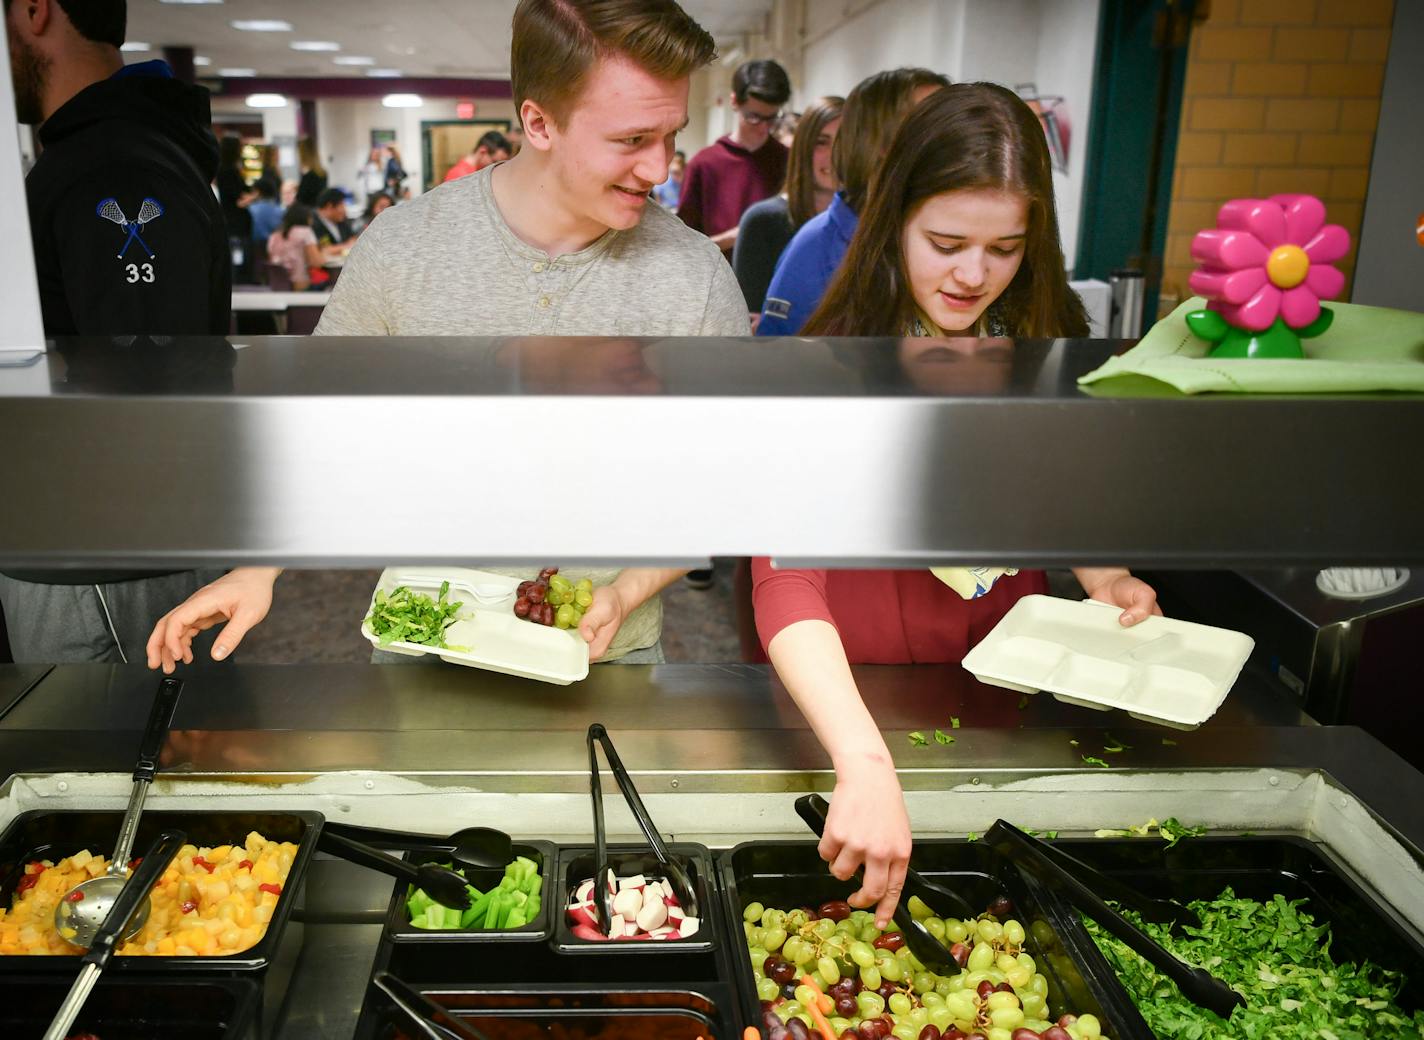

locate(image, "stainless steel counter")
[[3, 661, 1423, 1039], [3, 335, 1422, 568]]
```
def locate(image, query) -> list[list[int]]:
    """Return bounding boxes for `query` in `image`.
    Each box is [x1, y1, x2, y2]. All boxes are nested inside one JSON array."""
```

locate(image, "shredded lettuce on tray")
[[365, 581, 467, 649], [1085, 888, 1424, 1039]]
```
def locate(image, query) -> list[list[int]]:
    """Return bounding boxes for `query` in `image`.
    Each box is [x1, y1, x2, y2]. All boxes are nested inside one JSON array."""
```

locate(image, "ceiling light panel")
[[291, 41, 341, 52], [231, 19, 292, 31]]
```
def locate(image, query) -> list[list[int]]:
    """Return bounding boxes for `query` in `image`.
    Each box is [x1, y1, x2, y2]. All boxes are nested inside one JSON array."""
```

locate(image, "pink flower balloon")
[[1188, 194, 1350, 332]]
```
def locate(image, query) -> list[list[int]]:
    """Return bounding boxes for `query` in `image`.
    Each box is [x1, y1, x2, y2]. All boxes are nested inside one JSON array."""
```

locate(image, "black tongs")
[[985, 820, 1245, 1019], [794, 794, 977, 974], [372, 971, 493, 1040], [587, 722, 699, 935]]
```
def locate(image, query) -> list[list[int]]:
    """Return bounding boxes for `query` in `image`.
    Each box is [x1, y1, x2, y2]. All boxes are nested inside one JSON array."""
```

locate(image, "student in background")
[[757, 67, 949, 337], [248, 177, 284, 251], [757, 84, 1159, 924], [443, 130, 512, 183], [2, 0, 228, 663], [296, 136, 327, 205], [733, 96, 842, 320], [266, 204, 325, 291], [677, 59, 791, 254], [652, 149, 685, 209], [357, 190, 394, 232], [311, 187, 355, 253], [215, 133, 256, 282], [384, 143, 409, 198]]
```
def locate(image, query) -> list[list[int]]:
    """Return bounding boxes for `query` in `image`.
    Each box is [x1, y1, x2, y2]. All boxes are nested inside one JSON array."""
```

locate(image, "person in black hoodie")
[[1, 0, 227, 663]]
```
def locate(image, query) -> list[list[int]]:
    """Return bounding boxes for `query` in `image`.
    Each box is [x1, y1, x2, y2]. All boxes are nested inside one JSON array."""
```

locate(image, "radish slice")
[[571, 923, 607, 941], [567, 903, 599, 930], [575, 880, 595, 903], [636, 898, 668, 931], [618, 874, 646, 891], [660, 880, 675, 900], [612, 888, 642, 919], [679, 917, 699, 937]]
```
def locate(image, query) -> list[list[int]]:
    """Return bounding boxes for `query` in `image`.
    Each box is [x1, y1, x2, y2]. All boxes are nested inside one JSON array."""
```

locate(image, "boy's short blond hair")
[[511, 0, 717, 128]]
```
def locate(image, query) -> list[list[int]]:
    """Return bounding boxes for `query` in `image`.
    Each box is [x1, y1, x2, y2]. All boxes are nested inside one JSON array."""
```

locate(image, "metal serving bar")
[[2, 335, 1422, 568]]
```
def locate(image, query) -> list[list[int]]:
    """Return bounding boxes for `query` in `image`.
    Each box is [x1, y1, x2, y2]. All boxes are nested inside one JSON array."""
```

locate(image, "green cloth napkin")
[[1078, 297, 1424, 395]]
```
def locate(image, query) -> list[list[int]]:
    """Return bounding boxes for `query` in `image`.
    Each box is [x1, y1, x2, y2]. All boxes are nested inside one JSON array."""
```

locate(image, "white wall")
[[760, 0, 1101, 266]]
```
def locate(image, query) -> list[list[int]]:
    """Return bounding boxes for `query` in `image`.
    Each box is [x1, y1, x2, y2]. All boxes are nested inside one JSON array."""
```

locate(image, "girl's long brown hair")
[[784, 95, 844, 230], [803, 82, 1088, 339]]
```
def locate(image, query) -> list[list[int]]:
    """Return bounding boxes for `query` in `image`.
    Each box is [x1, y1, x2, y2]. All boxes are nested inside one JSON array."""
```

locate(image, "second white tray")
[[960, 594, 1254, 729]]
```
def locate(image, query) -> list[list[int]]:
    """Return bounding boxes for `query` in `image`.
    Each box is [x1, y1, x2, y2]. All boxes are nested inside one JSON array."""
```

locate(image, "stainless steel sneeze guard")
[[1, 335, 1422, 568]]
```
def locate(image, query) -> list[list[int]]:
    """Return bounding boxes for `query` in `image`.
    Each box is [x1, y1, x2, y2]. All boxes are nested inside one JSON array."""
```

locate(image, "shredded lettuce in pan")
[[1085, 889, 1424, 1039]]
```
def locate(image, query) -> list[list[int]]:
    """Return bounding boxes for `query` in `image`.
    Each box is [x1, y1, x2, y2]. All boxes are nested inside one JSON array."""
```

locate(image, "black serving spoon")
[[793, 794, 968, 973], [985, 820, 1244, 1019], [587, 723, 699, 936], [318, 830, 472, 910], [371, 971, 494, 1040], [447, 826, 513, 871]]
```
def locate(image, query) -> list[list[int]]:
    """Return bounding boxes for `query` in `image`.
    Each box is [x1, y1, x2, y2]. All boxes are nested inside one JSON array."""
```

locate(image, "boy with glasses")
[[677, 59, 791, 255]]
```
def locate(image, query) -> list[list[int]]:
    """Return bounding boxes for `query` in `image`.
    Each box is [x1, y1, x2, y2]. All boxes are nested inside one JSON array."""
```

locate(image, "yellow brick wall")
[[1157, 0, 1394, 315]]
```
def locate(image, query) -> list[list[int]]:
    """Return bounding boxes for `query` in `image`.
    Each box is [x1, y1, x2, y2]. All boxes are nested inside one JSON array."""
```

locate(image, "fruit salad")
[[0, 831, 298, 956]]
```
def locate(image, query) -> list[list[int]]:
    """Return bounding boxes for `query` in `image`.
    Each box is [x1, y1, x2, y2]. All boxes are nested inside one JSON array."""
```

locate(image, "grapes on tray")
[[515, 569, 594, 630], [744, 895, 1106, 1040]]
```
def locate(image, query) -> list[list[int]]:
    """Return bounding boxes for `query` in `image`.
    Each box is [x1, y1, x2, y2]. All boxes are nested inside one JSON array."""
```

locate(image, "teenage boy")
[[677, 59, 791, 254], [442, 129, 512, 183], [2, 0, 228, 664], [146, 0, 749, 675]]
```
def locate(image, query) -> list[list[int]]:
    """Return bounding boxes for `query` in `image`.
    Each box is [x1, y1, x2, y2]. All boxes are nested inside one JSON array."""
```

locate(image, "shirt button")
[[538, 296, 551, 309], [532, 262, 545, 273]]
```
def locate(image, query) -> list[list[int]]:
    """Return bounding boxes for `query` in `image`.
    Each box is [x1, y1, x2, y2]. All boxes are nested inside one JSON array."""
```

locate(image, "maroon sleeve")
[[676, 152, 707, 232], [751, 557, 838, 654]]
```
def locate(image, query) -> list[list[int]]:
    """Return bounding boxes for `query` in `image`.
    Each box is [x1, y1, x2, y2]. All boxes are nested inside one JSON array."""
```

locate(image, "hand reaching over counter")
[[146, 566, 282, 673]]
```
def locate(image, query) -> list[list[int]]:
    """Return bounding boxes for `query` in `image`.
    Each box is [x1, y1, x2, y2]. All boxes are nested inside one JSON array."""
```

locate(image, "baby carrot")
[[799, 975, 839, 1040]]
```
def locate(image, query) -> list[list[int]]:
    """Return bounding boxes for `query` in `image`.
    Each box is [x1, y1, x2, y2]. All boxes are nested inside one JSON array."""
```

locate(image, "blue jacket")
[[756, 191, 858, 336]]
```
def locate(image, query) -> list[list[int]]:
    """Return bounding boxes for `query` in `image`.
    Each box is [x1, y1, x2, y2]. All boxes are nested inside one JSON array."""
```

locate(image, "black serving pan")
[[1033, 834, 1424, 1034], [719, 839, 1154, 1039], [360, 984, 729, 1040], [0, 975, 260, 1040], [0, 809, 322, 1029], [383, 840, 556, 945]]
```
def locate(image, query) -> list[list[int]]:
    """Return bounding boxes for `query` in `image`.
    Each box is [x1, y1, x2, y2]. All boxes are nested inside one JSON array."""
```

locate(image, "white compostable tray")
[[361, 567, 590, 685], [960, 594, 1254, 729]]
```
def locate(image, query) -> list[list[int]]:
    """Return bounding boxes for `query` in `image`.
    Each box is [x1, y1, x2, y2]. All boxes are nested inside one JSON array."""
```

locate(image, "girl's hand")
[[822, 754, 912, 928], [1076, 568, 1162, 626]]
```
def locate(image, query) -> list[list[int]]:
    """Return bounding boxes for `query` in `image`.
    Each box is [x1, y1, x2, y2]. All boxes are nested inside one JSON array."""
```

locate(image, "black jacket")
[[26, 64, 231, 336]]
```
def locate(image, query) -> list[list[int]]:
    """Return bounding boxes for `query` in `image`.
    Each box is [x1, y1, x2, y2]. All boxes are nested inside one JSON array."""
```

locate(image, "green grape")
[[575, 577, 593, 592], [920, 992, 944, 1009], [1029, 920, 1055, 945], [855, 992, 885, 1019], [977, 919, 1003, 943], [925, 917, 947, 941], [907, 1007, 930, 1030], [1020, 992, 1046, 1019], [967, 941, 995, 972], [944, 974, 966, 993], [877, 955, 903, 982], [574, 589, 593, 608], [989, 1007, 1025, 1031], [859, 964, 881, 989], [945, 991, 977, 1021], [912, 971, 936, 994], [817, 956, 841, 985], [795, 1015, 813, 1029], [743, 921, 755, 939], [763, 908, 786, 929], [995, 953, 1018, 973], [1077, 1013, 1102, 1039], [794, 985, 818, 1008], [861, 924, 882, 943], [775, 1002, 799, 1023], [945, 919, 970, 944], [849, 941, 876, 967], [763, 926, 787, 951], [1015, 952, 1035, 972], [849, 910, 873, 926], [747, 926, 765, 947], [756, 977, 779, 1001], [985, 1030, 1012, 1040], [887, 993, 913, 1016], [829, 1019, 851, 1035], [787, 909, 809, 929], [750, 947, 769, 970], [813, 918, 837, 939], [1005, 966, 1031, 988], [986, 992, 1019, 1011], [907, 895, 934, 921], [1029, 972, 1049, 996], [554, 603, 574, 628], [891, 1025, 918, 1040], [933, 977, 954, 997], [1003, 920, 1025, 946], [929, 1007, 955, 1032]]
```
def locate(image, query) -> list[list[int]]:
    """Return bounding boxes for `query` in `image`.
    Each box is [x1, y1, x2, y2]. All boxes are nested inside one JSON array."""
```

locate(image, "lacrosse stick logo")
[[96, 197, 164, 259]]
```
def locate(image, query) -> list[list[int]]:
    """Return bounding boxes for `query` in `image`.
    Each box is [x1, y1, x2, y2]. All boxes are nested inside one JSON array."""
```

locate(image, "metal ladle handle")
[[109, 677, 184, 871]]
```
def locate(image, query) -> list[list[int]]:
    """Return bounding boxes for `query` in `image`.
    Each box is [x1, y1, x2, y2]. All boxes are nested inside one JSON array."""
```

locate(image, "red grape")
[[1056, 1016, 1077, 1029], [539, 567, 557, 580], [514, 597, 531, 618], [766, 956, 795, 985], [875, 981, 897, 1000], [818, 900, 852, 921], [528, 584, 546, 604], [995, 982, 1015, 994], [987, 896, 1014, 918], [942, 1030, 967, 1040], [840, 1031, 862, 1040], [873, 932, 906, 951], [918, 1027, 941, 1040], [835, 996, 858, 1017], [950, 942, 969, 967], [1042, 1029, 1073, 1040], [786, 1018, 811, 1040], [1012, 1030, 1044, 1040], [976, 980, 996, 1000]]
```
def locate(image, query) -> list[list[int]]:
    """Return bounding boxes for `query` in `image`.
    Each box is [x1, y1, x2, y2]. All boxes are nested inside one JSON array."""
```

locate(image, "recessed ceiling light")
[[290, 41, 340, 52], [220, 68, 257, 77], [333, 55, 375, 66], [231, 19, 292, 31], [120, 42, 151, 52], [382, 94, 423, 108], [366, 68, 403, 78], [193, 56, 212, 66], [246, 94, 288, 108], [160, 0, 223, 5]]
